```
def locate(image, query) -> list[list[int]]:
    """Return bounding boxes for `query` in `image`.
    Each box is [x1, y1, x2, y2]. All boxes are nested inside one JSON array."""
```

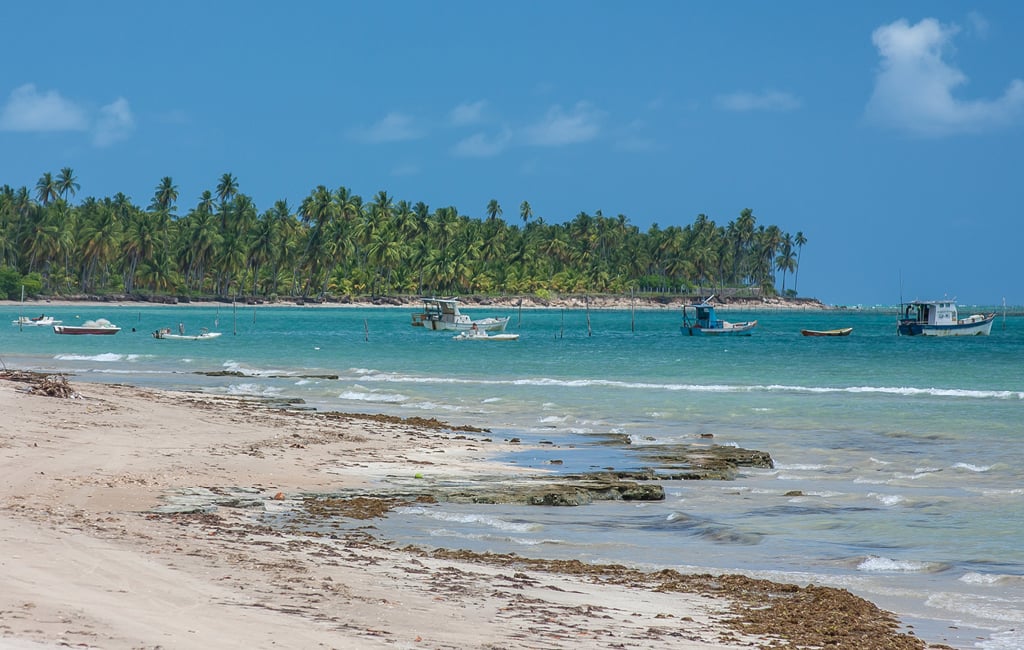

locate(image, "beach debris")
[[29, 374, 80, 399]]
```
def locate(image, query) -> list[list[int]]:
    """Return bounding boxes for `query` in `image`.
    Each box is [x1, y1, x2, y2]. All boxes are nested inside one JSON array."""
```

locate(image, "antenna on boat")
[[897, 271, 904, 335]]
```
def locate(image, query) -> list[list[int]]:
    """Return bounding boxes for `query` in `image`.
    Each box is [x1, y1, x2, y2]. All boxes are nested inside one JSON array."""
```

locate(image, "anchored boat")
[[53, 318, 121, 335], [681, 297, 756, 336], [897, 299, 995, 336], [801, 327, 853, 337], [411, 297, 509, 332]]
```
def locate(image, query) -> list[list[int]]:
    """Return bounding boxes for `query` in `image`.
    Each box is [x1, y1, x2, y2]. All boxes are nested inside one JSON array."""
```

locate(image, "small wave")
[[54, 352, 125, 362], [775, 463, 829, 471], [405, 401, 462, 412], [226, 383, 282, 397], [538, 415, 569, 424], [857, 556, 944, 573], [953, 462, 992, 472], [342, 370, 1024, 399], [222, 361, 295, 377], [337, 390, 408, 404], [401, 508, 541, 533], [868, 492, 905, 506], [960, 572, 1024, 586], [976, 630, 1024, 650]]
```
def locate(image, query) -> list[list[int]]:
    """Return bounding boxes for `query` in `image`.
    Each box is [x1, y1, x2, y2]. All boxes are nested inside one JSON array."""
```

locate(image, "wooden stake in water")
[[364, 318, 369, 341], [233, 300, 237, 336], [586, 295, 592, 337], [630, 289, 635, 332]]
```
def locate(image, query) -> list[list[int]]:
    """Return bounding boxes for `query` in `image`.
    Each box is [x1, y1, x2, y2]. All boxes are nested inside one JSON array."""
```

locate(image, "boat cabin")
[[686, 302, 725, 329], [902, 300, 958, 326], [411, 298, 460, 327]]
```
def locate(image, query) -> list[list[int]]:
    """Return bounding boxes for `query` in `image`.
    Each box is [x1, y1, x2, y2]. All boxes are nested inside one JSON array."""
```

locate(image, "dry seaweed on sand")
[[28, 373, 80, 398]]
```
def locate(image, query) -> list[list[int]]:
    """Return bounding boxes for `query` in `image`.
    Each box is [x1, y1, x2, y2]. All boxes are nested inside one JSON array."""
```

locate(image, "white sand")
[[0, 379, 767, 649]]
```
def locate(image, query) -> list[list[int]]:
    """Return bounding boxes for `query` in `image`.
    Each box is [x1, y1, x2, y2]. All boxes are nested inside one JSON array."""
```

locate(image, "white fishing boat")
[[411, 298, 509, 332], [452, 326, 519, 341], [53, 318, 121, 335], [897, 299, 995, 336], [153, 327, 222, 341], [12, 315, 62, 327], [681, 297, 756, 336]]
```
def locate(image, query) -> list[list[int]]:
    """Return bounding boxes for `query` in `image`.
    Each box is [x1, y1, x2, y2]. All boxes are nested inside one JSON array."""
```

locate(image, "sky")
[[2, 1, 1023, 307]]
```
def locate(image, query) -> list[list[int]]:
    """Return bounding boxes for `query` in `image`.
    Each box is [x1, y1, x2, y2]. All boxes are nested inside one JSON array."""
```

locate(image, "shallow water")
[[3, 303, 1021, 649]]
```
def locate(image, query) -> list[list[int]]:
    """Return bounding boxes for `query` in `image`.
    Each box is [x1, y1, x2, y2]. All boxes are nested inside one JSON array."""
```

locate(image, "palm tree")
[[775, 233, 797, 295], [35, 173, 59, 206], [215, 173, 239, 204], [519, 201, 532, 228], [56, 167, 80, 202], [794, 231, 807, 294], [485, 199, 502, 222], [151, 176, 179, 213]]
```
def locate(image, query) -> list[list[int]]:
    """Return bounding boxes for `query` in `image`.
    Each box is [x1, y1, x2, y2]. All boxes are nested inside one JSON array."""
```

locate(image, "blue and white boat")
[[681, 297, 757, 336], [897, 299, 995, 336]]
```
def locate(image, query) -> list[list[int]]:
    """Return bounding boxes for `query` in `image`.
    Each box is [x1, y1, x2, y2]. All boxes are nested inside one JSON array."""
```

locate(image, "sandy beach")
[[0, 372, 941, 650]]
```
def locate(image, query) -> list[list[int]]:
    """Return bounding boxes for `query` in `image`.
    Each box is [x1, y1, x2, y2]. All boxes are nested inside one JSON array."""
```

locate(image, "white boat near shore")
[[452, 328, 519, 341], [897, 299, 995, 336], [681, 297, 757, 336], [153, 327, 222, 341], [12, 315, 62, 327], [411, 298, 509, 332], [53, 318, 120, 335]]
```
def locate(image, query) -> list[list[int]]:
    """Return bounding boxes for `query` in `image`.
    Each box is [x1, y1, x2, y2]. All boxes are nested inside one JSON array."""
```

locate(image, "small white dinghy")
[[452, 327, 519, 341]]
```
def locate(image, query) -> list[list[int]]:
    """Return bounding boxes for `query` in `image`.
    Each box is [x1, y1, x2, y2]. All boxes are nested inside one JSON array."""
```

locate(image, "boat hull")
[[54, 326, 120, 335], [682, 320, 757, 336], [801, 328, 853, 337], [420, 316, 510, 332], [897, 314, 995, 336], [452, 332, 519, 341]]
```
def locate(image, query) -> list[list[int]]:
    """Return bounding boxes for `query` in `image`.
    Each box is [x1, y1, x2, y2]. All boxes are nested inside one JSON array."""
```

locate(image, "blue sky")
[[2, 1, 1023, 306]]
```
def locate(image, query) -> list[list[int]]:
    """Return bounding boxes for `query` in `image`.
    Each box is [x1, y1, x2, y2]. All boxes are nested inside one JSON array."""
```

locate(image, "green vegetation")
[[0, 169, 806, 301]]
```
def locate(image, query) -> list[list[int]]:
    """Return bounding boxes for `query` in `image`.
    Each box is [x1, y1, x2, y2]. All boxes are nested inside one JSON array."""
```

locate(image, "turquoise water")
[[3, 303, 1022, 649]]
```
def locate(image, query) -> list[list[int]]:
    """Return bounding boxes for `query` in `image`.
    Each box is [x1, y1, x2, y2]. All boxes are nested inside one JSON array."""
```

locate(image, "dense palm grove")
[[0, 168, 807, 301]]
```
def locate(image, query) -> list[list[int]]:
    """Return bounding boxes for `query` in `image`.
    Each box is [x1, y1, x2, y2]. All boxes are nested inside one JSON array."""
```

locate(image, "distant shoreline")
[[1, 293, 837, 311]]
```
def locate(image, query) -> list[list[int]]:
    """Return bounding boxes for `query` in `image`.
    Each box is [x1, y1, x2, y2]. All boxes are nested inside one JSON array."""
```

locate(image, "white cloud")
[[452, 129, 512, 157], [93, 97, 135, 147], [350, 111, 422, 143], [865, 17, 1024, 136], [0, 83, 88, 132], [715, 90, 801, 112], [523, 102, 602, 146], [967, 11, 989, 39], [450, 100, 487, 126]]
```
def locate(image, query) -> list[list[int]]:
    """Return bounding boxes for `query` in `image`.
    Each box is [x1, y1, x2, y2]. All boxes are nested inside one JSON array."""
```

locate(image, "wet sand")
[[0, 372, 942, 649]]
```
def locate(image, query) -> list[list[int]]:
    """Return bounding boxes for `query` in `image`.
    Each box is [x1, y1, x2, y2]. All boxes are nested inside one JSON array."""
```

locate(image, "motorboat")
[[897, 299, 995, 336], [153, 327, 222, 341], [411, 298, 509, 332], [53, 318, 120, 335], [12, 315, 62, 327], [681, 296, 756, 336], [801, 327, 853, 337], [452, 327, 519, 341]]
